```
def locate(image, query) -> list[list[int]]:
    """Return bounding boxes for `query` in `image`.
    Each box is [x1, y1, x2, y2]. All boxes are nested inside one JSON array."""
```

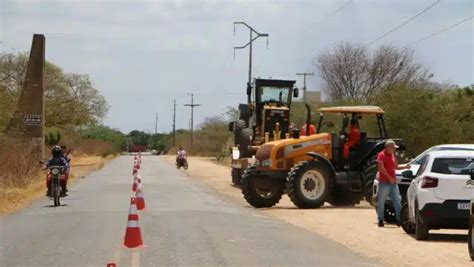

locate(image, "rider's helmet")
[[178, 145, 182, 150], [51, 146, 62, 158]]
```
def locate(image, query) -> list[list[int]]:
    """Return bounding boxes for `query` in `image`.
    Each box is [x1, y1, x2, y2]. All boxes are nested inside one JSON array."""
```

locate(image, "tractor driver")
[[343, 118, 361, 159], [300, 123, 316, 136]]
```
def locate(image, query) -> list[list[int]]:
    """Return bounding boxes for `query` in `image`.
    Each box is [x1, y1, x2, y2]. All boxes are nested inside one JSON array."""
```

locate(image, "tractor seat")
[[358, 132, 367, 146]]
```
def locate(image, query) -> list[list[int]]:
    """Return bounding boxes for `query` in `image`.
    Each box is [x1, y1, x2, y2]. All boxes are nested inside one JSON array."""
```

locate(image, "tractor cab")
[[316, 106, 403, 171], [229, 78, 298, 186], [253, 79, 298, 142]]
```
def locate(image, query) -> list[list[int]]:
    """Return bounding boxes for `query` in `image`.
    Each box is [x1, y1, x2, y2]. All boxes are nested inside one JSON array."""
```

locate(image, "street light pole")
[[184, 93, 200, 146], [296, 72, 314, 102], [234, 22, 269, 103]]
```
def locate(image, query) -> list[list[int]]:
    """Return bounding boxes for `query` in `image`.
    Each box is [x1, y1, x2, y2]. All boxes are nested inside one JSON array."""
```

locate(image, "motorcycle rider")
[[176, 145, 187, 166], [60, 145, 71, 194], [45, 146, 69, 197]]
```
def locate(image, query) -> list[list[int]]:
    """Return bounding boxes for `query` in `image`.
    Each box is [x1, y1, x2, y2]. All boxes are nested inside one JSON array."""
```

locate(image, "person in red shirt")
[[376, 140, 410, 227], [343, 119, 361, 158], [300, 124, 316, 136]]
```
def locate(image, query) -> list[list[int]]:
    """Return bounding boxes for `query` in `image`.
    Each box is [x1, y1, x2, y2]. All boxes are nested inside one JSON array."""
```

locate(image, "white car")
[[372, 144, 474, 221], [403, 150, 474, 240]]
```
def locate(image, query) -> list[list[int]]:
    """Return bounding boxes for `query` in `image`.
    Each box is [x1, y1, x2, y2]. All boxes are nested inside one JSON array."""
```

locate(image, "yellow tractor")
[[229, 78, 298, 186], [241, 105, 405, 208]]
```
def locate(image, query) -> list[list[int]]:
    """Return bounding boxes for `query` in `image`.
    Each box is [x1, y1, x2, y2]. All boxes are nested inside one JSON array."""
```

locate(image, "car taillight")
[[421, 176, 438, 188]]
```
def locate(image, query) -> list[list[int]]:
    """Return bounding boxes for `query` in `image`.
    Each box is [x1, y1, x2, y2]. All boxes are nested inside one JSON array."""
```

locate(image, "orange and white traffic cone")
[[132, 175, 140, 192], [123, 197, 143, 248], [132, 165, 138, 176], [136, 187, 146, 211]]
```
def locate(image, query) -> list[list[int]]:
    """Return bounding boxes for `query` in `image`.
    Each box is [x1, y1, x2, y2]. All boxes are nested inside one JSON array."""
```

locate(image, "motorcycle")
[[176, 155, 188, 170], [47, 165, 66, 207]]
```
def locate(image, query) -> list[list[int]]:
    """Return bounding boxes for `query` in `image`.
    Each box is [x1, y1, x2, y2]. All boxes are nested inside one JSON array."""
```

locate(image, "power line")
[[154, 113, 158, 134], [311, 0, 353, 29], [184, 93, 201, 146], [332, 0, 353, 15], [406, 15, 474, 46], [173, 99, 176, 146], [365, 0, 441, 46]]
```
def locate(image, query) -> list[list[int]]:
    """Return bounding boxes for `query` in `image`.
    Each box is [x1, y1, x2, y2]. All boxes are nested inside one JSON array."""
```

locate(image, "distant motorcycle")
[[47, 165, 66, 207], [176, 155, 188, 170]]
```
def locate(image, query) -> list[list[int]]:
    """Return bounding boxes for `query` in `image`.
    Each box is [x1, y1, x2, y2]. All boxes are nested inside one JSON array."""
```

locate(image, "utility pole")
[[172, 99, 176, 146], [184, 94, 200, 146], [234, 22, 269, 103], [154, 113, 158, 134], [296, 72, 314, 102]]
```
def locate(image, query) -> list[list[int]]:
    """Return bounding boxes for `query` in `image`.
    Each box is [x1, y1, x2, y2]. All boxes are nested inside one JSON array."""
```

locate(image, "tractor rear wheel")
[[327, 185, 361, 206], [286, 161, 333, 209], [241, 167, 284, 208], [231, 168, 242, 186], [363, 155, 378, 205]]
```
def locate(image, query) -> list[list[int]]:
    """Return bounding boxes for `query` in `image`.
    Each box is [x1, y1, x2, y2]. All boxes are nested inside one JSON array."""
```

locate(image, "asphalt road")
[[0, 156, 374, 266]]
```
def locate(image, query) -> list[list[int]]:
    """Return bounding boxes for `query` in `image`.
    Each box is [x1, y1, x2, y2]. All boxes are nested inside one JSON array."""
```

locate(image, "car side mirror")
[[401, 170, 414, 179], [293, 88, 299, 98], [228, 122, 234, 132]]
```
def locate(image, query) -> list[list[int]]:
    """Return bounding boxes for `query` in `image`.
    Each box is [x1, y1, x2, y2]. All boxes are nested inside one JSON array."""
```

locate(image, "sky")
[[1, 0, 473, 133]]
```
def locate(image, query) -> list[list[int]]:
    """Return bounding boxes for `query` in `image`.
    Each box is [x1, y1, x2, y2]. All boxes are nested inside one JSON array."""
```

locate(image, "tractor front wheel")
[[231, 168, 242, 186], [286, 161, 333, 209], [241, 167, 284, 208]]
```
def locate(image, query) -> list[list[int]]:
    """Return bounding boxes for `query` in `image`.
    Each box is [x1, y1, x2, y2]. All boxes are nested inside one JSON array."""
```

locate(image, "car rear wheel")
[[415, 203, 429, 240]]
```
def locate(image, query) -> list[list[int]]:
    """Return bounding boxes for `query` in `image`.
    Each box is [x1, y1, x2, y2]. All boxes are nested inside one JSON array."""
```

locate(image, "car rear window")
[[431, 158, 474, 175]]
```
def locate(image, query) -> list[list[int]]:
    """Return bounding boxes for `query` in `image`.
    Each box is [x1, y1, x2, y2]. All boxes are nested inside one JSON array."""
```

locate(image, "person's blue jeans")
[[377, 182, 401, 222]]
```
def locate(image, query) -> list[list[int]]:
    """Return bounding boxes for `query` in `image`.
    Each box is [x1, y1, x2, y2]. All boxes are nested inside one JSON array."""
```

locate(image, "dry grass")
[[0, 137, 41, 188]]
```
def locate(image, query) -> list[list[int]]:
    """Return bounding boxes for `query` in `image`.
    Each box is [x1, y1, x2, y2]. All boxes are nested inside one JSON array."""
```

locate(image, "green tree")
[[127, 130, 150, 146], [80, 125, 125, 152], [0, 52, 109, 131]]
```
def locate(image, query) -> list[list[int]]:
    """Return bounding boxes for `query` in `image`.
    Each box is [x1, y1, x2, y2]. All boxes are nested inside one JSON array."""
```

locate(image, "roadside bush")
[[377, 85, 474, 156], [73, 139, 117, 156], [80, 125, 125, 153]]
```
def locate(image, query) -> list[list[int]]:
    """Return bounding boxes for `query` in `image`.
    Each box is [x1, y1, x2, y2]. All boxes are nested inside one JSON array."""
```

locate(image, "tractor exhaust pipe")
[[305, 103, 311, 136]]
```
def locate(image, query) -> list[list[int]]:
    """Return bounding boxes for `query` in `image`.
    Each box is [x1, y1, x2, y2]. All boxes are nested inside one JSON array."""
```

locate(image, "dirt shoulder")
[[0, 154, 112, 214], [162, 155, 471, 267]]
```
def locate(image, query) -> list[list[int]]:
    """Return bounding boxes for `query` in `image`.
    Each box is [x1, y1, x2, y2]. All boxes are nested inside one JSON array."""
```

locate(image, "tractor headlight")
[[51, 168, 60, 175]]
